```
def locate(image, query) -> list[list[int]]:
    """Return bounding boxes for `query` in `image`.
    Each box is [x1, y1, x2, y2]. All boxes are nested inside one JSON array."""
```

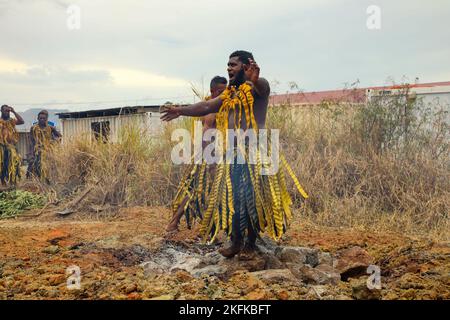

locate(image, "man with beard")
[[166, 76, 228, 233], [162, 51, 308, 257], [0, 105, 25, 188]]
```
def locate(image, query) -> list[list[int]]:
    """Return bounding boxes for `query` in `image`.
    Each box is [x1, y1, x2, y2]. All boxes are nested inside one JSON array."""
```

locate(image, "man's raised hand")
[[244, 58, 260, 84], [160, 104, 181, 122]]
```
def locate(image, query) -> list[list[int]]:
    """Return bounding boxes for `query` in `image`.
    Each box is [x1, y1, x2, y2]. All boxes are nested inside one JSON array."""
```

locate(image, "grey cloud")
[[0, 0, 449, 109], [0, 65, 112, 86]]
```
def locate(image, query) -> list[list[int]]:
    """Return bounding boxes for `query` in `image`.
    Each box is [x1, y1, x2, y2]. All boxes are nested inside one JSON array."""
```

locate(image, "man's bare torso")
[[227, 80, 269, 131]]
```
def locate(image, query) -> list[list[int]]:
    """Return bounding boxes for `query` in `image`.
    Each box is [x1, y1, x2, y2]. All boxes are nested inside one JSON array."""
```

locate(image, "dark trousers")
[[230, 163, 258, 244]]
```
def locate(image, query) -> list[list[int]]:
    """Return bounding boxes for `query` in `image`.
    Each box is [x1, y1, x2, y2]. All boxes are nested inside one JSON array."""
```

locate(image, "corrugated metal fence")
[[60, 112, 162, 142]]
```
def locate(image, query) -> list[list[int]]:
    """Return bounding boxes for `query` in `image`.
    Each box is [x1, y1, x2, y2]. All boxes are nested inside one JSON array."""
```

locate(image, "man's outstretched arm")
[[161, 96, 222, 121]]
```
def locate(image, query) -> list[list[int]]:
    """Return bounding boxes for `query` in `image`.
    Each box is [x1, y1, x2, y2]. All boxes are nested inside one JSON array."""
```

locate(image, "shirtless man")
[[162, 51, 271, 256], [166, 76, 228, 232]]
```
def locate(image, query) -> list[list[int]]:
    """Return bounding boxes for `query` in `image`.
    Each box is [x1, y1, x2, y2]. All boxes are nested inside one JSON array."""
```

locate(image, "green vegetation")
[[0, 190, 46, 218]]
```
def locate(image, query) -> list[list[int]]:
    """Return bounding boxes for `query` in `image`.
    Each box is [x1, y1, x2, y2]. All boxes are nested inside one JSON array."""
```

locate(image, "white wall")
[[61, 112, 162, 142]]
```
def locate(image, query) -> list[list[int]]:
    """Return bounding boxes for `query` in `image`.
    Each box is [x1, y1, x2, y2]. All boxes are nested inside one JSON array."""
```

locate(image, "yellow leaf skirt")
[[171, 82, 308, 243], [0, 144, 21, 185]]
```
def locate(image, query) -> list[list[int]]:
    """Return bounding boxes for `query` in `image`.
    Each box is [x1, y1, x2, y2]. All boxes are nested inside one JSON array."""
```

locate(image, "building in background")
[[56, 105, 162, 143], [12, 81, 445, 160], [270, 81, 450, 108]]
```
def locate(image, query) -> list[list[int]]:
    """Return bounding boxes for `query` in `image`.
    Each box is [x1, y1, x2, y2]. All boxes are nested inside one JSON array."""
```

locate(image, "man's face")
[[210, 83, 227, 99], [38, 114, 47, 126], [1, 106, 10, 118], [227, 57, 246, 86]]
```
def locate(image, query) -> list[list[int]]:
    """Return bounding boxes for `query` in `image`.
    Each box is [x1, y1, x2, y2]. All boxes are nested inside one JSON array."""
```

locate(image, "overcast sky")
[[0, 0, 449, 111]]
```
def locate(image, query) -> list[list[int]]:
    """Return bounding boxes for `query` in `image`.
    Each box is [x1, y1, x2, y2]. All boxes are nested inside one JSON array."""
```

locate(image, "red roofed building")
[[270, 81, 450, 107]]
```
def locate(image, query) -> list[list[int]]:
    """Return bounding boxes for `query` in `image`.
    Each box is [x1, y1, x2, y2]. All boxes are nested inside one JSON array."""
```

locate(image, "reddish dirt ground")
[[0, 207, 448, 300]]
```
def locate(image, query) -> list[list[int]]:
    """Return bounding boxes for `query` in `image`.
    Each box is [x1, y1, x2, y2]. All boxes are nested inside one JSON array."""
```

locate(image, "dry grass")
[[270, 93, 449, 240], [41, 91, 449, 240]]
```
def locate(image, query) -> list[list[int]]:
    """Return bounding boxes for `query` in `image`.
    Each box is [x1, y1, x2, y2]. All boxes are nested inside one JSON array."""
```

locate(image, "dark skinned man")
[[166, 76, 228, 233], [27, 110, 62, 181], [0, 105, 25, 187], [162, 51, 308, 258]]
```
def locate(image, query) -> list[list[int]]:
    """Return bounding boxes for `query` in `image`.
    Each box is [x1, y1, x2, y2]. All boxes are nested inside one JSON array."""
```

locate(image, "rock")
[[307, 285, 329, 299], [275, 247, 319, 267], [350, 278, 381, 300], [42, 245, 60, 255], [234, 274, 262, 295], [264, 253, 284, 269], [206, 283, 223, 299], [318, 252, 333, 266], [175, 270, 193, 282], [47, 274, 65, 286], [141, 261, 166, 276], [245, 289, 268, 300], [200, 252, 224, 266], [123, 283, 137, 294], [315, 264, 341, 285], [143, 286, 166, 298], [334, 246, 374, 281], [250, 269, 299, 285], [237, 255, 267, 272], [289, 264, 340, 285], [276, 289, 289, 300], [218, 254, 266, 273], [192, 265, 227, 278], [170, 256, 202, 273]]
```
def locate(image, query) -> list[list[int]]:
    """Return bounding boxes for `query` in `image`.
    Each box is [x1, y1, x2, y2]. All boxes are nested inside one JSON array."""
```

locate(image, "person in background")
[[0, 105, 24, 188], [166, 76, 228, 233], [27, 110, 62, 182]]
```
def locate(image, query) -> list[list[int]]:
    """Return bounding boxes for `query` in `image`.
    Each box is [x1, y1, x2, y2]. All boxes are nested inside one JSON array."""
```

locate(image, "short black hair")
[[229, 50, 254, 65], [1, 105, 8, 111], [210, 76, 227, 89], [38, 110, 49, 117]]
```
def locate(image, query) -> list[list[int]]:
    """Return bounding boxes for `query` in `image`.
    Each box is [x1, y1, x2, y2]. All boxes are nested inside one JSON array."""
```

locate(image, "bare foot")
[[218, 243, 242, 258]]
